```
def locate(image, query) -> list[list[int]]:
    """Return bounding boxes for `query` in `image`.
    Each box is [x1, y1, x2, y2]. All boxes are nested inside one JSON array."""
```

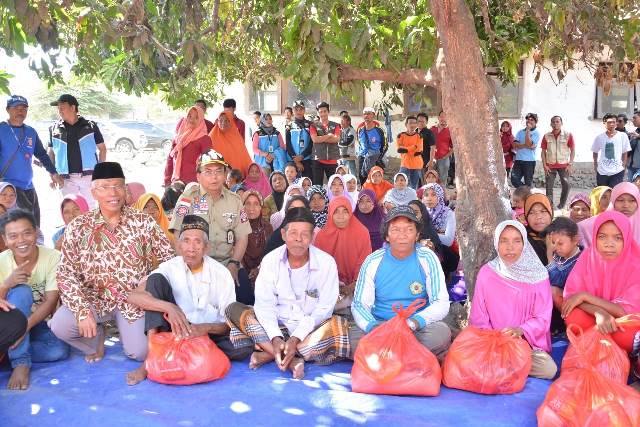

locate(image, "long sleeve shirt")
[[352, 246, 450, 333], [253, 244, 339, 341], [438, 210, 456, 247], [153, 256, 235, 324], [397, 131, 424, 169], [57, 207, 174, 322]]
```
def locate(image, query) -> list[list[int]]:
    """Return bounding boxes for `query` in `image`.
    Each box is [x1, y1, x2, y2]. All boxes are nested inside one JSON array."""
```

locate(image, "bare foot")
[[126, 363, 147, 386], [84, 337, 105, 363], [289, 357, 305, 380], [249, 351, 274, 370], [7, 365, 30, 390]]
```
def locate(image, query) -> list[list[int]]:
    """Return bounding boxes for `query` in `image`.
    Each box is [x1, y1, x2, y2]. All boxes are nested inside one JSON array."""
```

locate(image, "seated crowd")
[[1, 98, 639, 402]]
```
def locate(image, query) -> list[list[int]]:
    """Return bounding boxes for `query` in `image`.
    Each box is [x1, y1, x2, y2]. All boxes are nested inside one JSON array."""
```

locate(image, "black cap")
[[50, 94, 79, 107], [222, 98, 236, 108], [91, 162, 125, 181], [282, 207, 315, 228], [316, 101, 330, 111], [384, 205, 419, 224], [293, 100, 305, 108], [180, 215, 210, 236]]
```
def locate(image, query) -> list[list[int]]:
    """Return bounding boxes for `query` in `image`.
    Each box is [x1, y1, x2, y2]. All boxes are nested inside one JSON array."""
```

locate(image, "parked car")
[[30, 119, 148, 154], [112, 121, 174, 154]]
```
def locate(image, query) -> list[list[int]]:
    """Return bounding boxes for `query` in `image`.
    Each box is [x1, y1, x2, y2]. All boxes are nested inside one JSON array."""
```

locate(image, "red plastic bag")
[[561, 324, 630, 384], [146, 332, 231, 385], [351, 299, 442, 396], [442, 326, 532, 394], [536, 367, 640, 427]]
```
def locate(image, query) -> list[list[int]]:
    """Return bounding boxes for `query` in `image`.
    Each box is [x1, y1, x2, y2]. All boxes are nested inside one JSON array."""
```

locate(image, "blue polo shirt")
[[514, 128, 541, 162], [0, 122, 57, 190]]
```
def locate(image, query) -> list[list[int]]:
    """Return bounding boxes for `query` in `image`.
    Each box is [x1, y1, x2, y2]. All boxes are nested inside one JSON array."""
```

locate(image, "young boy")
[[511, 185, 531, 224], [543, 217, 581, 334], [396, 116, 424, 190], [226, 169, 243, 189]]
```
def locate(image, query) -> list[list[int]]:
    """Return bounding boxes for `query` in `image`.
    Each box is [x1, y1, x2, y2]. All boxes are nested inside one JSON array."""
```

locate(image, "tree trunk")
[[429, 0, 511, 300]]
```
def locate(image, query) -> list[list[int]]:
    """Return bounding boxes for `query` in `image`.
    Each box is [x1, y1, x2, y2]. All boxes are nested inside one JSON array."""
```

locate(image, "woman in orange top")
[[362, 165, 393, 207], [209, 111, 252, 176]]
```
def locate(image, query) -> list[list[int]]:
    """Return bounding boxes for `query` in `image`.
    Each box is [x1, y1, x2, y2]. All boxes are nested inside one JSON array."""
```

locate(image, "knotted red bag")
[[442, 326, 532, 394], [146, 332, 231, 385], [560, 320, 636, 384], [537, 319, 640, 427], [351, 299, 441, 396]]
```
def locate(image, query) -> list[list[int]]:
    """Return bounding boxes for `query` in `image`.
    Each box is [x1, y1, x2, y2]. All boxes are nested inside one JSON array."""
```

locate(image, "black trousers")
[[511, 160, 536, 188], [298, 159, 313, 179], [596, 170, 625, 187], [0, 308, 27, 354], [15, 188, 40, 227], [145, 273, 253, 361], [311, 160, 337, 186]]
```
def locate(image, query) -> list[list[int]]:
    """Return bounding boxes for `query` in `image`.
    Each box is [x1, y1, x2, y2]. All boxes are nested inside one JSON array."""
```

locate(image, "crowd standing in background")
[[0, 93, 639, 406]]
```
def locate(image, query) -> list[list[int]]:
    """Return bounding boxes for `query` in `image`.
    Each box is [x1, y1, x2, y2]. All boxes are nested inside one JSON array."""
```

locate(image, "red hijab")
[[170, 106, 208, 182], [314, 196, 372, 284], [500, 121, 514, 168], [564, 211, 640, 314]]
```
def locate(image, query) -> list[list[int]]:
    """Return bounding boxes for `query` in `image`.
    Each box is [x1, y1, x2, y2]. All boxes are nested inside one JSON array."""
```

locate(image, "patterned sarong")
[[227, 305, 350, 365]]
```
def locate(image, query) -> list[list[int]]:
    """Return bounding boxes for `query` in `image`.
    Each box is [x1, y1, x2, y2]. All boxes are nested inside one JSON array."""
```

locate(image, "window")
[[285, 81, 321, 111], [329, 90, 364, 115], [248, 82, 281, 113], [595, 82, 636, 118], [492, 77, 523, 118], [403, 87, 440, 116]]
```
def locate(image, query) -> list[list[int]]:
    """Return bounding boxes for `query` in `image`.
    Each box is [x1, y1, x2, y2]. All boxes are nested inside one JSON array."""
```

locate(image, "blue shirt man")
[[0, 95, 62, 226], [511, 112, 541, 188]]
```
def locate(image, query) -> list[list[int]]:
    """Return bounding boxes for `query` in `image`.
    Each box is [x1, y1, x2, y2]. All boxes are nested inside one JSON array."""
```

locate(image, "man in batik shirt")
[[50, 162, 174, 384]]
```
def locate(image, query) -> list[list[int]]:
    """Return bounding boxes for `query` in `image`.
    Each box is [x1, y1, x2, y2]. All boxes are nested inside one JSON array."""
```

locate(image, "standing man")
[[430, 111, 454, 184], [357, 107, 387, 184], [541, 115, 575, 209], [592, 113, 631, 187], [310, 101, 341, 185], [283, 106, 293, 130], [48, 94, 107, 207], [50, 162, 174, 382], [1, 95, 63, 227], [285, 100, 314, 179], [222, 98, 246, 140], [417, 112, 436, 172], [627, 111, 640, 181], [397, 116, 424, 189], [511, 112, 541, 188], [169, 150, 253, 304]]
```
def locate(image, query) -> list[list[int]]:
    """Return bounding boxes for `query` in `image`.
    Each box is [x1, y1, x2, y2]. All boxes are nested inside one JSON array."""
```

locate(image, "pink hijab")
[[564, 211, 640, 314], [60, 194, 90, 222], [578, 182, 640, 246], [243, 163, 271, 198]]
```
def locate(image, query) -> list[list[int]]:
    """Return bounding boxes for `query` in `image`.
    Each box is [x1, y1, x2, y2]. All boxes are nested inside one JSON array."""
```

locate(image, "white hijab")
[[488, 220, 548, 284]]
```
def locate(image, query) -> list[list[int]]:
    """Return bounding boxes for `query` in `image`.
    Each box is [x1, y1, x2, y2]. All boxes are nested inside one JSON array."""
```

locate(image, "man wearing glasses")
[[511, 112, 541, 188], [592, 113, 631, 187], [50, 162, 174, 382], [169, 150, 253, 305]]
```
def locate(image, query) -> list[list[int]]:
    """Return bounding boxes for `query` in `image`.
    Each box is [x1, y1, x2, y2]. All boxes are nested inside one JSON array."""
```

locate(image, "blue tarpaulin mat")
[[0, 337, 569, 427]]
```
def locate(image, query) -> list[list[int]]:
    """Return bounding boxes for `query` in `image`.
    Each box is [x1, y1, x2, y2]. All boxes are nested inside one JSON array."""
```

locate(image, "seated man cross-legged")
[[0, 210, 69, 390], [350, 205, 452, 361], [226, 207, 350, 379], [126, 215, 253, 385]]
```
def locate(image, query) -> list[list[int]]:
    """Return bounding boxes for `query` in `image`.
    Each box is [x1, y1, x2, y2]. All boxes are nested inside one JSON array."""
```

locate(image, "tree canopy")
[[1, 0, 639, 107]]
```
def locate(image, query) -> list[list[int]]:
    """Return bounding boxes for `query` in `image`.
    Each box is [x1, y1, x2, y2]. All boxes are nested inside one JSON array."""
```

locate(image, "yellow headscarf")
[[589, 186, 611, 216], [133, 193, 173, 243]]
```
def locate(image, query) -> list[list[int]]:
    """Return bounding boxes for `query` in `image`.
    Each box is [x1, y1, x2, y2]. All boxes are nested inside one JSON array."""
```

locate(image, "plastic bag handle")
[[392, 299, 427, 319], [566, 323, 613, 367]]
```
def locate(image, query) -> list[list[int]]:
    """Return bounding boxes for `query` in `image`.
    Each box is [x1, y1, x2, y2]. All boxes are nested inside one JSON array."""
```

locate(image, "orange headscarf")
[[170, 106, 208, 182], [133, 193, 174, 245], [314, 196, 372, 284], [209, 111, 252, 176], [363, 166, 393, 204]]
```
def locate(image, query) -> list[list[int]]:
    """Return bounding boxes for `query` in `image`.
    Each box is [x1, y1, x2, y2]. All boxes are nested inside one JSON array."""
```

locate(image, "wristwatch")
[[228, 259, 241, 268]]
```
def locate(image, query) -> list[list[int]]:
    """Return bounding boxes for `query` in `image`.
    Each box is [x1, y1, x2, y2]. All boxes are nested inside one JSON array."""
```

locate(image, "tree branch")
[[202, 0, 220, 36], [337, 64, 440, 87]]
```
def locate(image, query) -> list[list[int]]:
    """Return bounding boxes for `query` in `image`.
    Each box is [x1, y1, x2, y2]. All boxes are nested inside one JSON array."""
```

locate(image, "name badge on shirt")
[[227, 230, 235, 245], [409, 282, 424, 295], [268, 144, 274, 153], [222, 212, 237, 224]]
